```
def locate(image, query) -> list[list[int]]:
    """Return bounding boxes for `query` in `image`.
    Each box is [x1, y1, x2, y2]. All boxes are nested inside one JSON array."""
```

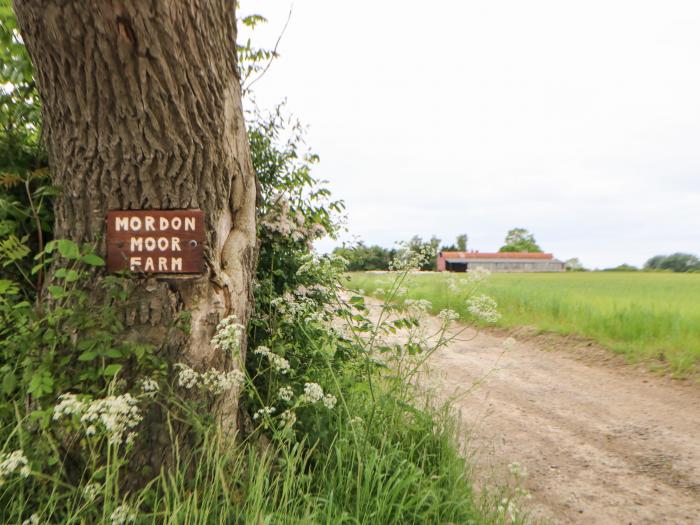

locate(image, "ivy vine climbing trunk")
[[13, 0, 257, 435]]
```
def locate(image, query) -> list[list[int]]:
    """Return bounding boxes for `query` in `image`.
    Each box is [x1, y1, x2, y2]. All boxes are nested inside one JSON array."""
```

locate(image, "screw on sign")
[[106, 210, 205, 274]]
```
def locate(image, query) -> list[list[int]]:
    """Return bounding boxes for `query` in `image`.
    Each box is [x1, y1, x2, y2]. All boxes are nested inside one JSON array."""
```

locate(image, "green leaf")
[[81, 253, 105, 266], [2, 372, 16, 394], [47, 285, 65, 298], [56, 239, 80, 259], [103, 364, 122, 376], [78, 351, 97, 361]]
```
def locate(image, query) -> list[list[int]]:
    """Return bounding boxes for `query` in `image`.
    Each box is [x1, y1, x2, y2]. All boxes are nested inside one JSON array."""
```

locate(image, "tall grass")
[[3, 379, 508, 524], [349, 271, 700, 376]]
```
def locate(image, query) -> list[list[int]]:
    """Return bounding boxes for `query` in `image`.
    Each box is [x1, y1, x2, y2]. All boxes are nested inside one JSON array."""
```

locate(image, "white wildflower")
[[140, 377, 159, 395], [21, 514, 40, 525], [86, 425, 97, 436], [80, 394, 141, 445], [508, 461, 528, 478], [438, 309, 459, 322], [322, 394, 337, 409], [277, 386, 294, 402], [299, 382, 324, 404], [466, 266, 491, 283], [253, 406, 276, 420], [254, 346, 290, 374], [375, 288, 385, 296], [176, 364, 244, 394], [466, 294, 501, 323], [176, 364, 199, 389], [279, 410, 297, 427], [0, 450, 30, 484], [83, 482, 101, 502], [395, 286, 408, 296], [404, 298, 432, 312], [53, 393, 85, 420], [201, 369, 245, 394], [110, 503, 136, 525], [211, 315, 244, 355]]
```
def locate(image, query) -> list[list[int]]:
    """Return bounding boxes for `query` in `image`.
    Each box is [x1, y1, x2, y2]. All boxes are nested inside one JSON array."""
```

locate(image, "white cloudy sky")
[[241, 0, 700, 269]]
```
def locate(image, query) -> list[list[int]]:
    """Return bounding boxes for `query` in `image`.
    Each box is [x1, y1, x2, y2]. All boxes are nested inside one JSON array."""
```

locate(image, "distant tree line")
[[643, 253, 700, 273]]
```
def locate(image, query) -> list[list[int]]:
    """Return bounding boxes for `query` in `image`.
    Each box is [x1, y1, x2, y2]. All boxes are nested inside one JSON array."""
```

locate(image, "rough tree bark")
[[14, 1, 256, 433]]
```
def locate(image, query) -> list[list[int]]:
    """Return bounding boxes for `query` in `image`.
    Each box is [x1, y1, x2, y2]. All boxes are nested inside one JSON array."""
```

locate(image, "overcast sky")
[[241, 0, 700, 269]]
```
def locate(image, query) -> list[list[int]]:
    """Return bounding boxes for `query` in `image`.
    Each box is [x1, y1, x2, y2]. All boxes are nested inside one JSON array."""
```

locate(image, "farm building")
[[437, 251, 565, 273]]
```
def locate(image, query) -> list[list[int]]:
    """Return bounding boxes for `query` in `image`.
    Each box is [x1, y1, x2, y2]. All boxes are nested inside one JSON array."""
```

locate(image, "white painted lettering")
[[159, 217, 169, 230], [145, 216, 155, 231], [171, 217, 182, 230], [184, 217, 195, 231], [129, 217, 142, 231], [144, 257, 155, 272], [171, 258, 182, 272], [116, 217, 129, 231], [130, 237, 143, 251], [129, 257, 141, 270], [158, 257, 168, 271], [144, 237, 156, 251], [157, 237, 169, 251], [171, 237, 181, 251]]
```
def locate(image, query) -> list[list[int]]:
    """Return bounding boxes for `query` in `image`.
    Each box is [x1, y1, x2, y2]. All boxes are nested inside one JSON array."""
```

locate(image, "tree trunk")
[[13, 1, 256, 432]]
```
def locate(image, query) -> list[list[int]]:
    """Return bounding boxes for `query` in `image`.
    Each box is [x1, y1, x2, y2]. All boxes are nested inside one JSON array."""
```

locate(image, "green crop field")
[[348, 271, 700, 376]]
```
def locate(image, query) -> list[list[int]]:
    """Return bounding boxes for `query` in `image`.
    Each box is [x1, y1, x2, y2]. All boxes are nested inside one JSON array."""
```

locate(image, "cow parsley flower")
[[211, 315, 244, 355], [299, 382, 324, 404], [176, 364, 244, 394], [253, 406, 276, 420], [140, 377, 159, 396], [201, 369, 245, 394], [79, 394, 142, 445], [404, 298, 432, 312], [279, 410, 297, 427], [53, 393, 86, 420], [466, 266, 491, 283], [83, 482, 101, 502], [438, 309, 459, 322], [253, 346, 290, 374], [322, 394, 337, 409], [176, 364, 200, 389], [21, 514, 40, 525], [277, 386, 294, 402], [110, 503, 136, 525], [0, 450, 30, 484], [466, 294, 500, 323]]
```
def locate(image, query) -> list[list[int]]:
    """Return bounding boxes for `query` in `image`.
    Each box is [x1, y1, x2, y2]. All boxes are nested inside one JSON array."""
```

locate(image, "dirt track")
[[368, 300, 700, 524]]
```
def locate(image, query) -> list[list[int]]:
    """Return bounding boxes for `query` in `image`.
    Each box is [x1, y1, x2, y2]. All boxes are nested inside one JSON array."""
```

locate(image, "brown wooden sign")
[[106, 210, 205, 274]]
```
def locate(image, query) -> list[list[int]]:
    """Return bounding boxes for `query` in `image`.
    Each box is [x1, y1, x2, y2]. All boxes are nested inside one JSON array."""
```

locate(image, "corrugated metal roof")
[[440, 252, 554, 260]]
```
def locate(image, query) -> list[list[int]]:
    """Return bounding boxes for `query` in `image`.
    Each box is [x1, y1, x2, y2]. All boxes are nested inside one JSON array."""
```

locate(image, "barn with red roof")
[[437, 251, 565, 272]]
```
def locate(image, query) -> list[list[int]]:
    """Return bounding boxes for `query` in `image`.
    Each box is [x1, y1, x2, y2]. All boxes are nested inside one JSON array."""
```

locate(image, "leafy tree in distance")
[[564, 257, 585, 271], [456, 234, 468, 251], [332, 242, 395, 271], [644, 253, 700, 272], [499, 228, 543, 253], [441, 233, 468, 252]]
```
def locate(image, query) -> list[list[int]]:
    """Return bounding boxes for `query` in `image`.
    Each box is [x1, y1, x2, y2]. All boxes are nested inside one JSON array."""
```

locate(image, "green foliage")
[[499, 227, 543, 253], [644, 252, 700, 273], [442, 233, 469, 252], [332, 241, 395, 271]]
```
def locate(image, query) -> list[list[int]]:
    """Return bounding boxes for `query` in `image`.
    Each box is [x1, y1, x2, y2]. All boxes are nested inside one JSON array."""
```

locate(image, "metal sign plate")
[[106, 209, 205, 274]]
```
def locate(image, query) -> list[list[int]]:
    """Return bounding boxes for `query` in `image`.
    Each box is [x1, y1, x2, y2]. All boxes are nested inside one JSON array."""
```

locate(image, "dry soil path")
[[367, 300, 700, 524]]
